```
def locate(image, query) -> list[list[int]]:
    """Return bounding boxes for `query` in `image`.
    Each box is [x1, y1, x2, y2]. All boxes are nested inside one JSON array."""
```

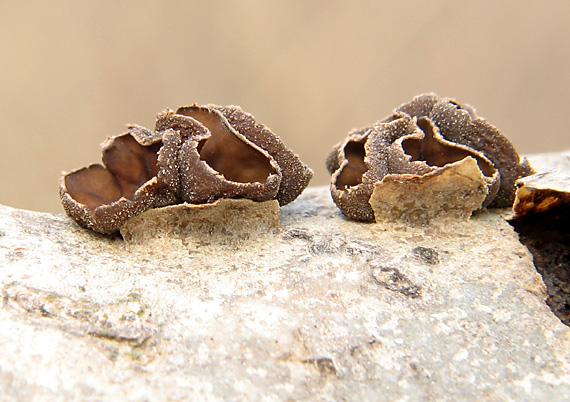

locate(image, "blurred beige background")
[[1, 1, 569, 213]]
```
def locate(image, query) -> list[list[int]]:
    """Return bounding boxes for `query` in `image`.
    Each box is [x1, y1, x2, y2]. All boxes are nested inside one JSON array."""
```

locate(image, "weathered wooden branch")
[[1, 152, 570, 400]]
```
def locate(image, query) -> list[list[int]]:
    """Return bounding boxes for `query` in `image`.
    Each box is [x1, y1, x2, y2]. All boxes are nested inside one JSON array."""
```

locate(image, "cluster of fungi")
[[327, 94, 534, 221], [61, 95, 536, 234], [60, 105, 313, 234]]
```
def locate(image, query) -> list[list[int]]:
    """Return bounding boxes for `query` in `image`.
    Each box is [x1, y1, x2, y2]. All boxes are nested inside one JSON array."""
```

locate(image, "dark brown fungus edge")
[[60, 104, 313, 234], [327, 94, 534, 221], [155, 106, 282, 204], [395, 94, 534, 207], [211, 105, 314, 206], [60, 128, 179, 234]]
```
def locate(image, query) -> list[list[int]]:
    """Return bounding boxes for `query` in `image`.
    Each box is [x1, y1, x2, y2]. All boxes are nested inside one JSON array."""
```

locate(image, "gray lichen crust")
[[327, 94, 535, 222], [60, 104, 313, 234]]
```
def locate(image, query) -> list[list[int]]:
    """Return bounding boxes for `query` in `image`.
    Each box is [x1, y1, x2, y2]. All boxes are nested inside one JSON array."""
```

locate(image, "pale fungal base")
[[369, 157, 488, 225], [120, 198, 280, 245]]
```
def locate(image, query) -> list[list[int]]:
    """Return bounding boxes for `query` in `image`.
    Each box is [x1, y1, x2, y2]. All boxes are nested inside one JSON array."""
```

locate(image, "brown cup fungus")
[[60, 104, 313, 234], [327, 94, 534, 223], [511, 169, 570, 219]]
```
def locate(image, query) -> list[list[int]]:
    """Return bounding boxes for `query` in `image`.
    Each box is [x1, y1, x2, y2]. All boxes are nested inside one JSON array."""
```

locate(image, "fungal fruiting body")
[[60, 104, 313, 234], [511, 169, 570, 219], [327, 94, 534, 223]]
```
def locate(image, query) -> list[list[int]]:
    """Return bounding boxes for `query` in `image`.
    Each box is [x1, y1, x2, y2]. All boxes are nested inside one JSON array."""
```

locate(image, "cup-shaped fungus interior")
[[335, 140, 368, 189], [402, 117, 495, 177], [64, 165, 123, 211], [176, 107, 276, 184], [64, 135, 161, 211]]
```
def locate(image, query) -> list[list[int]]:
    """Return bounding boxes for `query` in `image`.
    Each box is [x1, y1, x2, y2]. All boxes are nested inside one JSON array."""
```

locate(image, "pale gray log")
[[1, 161, 570, 400]]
